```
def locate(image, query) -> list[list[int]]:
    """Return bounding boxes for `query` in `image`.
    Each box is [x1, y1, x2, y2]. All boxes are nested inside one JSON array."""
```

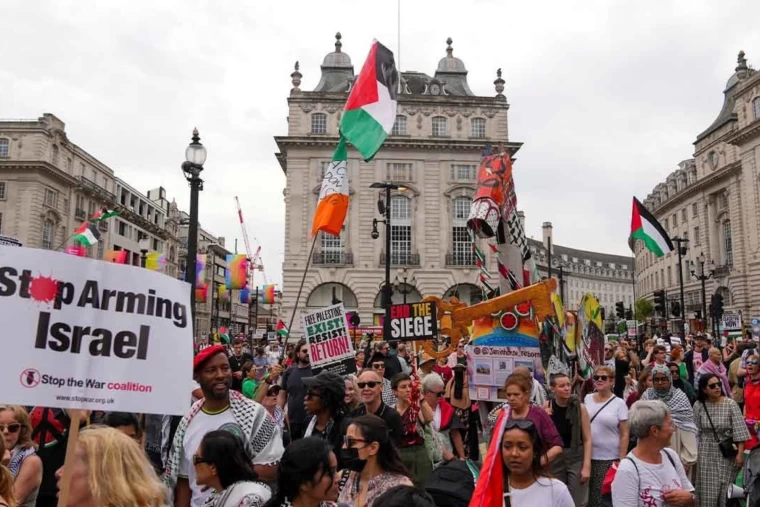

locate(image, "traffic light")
[[671, 301, 681, 317], [625, 308, 633, 320], [615, 301, 625, 319], [600, 307, 606, 322], [653, 290, 666, 316], [714, 293, 725, 320]]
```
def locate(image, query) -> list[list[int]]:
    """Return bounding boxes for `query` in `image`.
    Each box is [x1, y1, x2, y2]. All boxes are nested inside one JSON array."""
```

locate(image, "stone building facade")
[[636, 51, 760, 325]]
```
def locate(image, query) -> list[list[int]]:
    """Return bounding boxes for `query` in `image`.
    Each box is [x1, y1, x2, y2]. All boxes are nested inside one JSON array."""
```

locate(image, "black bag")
[[703, 400, 739, 459], [424, 460, 478, 507]]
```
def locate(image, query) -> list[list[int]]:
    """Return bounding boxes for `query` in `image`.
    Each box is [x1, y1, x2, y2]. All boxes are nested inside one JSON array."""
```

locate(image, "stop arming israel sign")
[[389, 302, 438, 341], [302, 303, 356, 376]]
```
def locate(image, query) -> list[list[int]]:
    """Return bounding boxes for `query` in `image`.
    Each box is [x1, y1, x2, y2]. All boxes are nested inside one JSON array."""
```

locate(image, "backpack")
[[424, 459, 479, 507]]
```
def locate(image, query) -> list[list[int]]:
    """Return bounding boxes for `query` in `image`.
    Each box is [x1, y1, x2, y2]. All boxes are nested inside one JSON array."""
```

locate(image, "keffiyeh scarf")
[[643, 364, 697, 433]]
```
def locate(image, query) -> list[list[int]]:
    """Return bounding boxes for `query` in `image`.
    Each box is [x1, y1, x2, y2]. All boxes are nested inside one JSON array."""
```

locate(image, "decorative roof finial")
[[290, 61, 303, 95], [736, 50, 748, 72], [446, 37, 453, 57], [494, 68, 505, 100], [335, 32, 342, 53]]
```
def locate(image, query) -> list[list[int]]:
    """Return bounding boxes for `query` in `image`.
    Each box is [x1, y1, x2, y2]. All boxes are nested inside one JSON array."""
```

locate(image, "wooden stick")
[[57, 409, 85, 507]]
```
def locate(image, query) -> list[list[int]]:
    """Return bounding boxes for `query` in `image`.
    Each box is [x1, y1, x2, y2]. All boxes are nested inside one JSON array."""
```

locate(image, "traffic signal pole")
[[672, 237, 688, 337]]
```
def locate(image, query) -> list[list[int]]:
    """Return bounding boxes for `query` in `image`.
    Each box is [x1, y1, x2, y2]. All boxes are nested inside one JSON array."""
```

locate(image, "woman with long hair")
[[194, 430, 271, 507], [345, 375, 362, 412], [54, 425, 167, 507], [0, 406, 41, 507], [626, 369, 652, 408], [263, 437, 339, 507], [693, 373, 750, 507], [670, 345, 688, 380], [392, 373, 433, 487], [0, 436, 15, 507], [337, 415, 412, 507]]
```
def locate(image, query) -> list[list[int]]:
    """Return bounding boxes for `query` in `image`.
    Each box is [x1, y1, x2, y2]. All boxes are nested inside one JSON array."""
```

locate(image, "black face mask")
[[340, 447, 367, 472]]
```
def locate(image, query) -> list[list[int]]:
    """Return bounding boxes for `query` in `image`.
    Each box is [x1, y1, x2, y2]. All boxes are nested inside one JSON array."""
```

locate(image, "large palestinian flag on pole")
[[340, 40, 398, 161], [629, 196, 673, 257]]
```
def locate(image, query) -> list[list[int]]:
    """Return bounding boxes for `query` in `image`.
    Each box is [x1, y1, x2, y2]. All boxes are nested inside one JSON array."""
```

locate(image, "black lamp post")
[[182, 128, 207, 338], [672, 237, 689, 336], [690, 252, 715, 333], [393, 267, 416, 305], [139, 235, 150, 269], [370, 182, 403, 342]]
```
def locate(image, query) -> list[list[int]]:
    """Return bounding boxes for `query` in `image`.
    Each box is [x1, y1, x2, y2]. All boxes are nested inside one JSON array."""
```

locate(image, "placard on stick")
[[302, 303, 356, 376], [388, 301, 438, 341]]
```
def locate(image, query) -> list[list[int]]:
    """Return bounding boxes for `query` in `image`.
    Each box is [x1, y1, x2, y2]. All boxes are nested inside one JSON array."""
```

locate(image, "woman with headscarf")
[[641, 364, 698, 473], [696, 347, 731, 396]]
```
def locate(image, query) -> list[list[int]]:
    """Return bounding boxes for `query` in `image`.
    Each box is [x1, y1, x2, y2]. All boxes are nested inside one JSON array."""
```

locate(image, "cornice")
[[287, 93, 509, 110], [650, 161, 741, 215], [725, 119, 760, 146], [0, 160, 80, 186], [274, 135, 522, 155]]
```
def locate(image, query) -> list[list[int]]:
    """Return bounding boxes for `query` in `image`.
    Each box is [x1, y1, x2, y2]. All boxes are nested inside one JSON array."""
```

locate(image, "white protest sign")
[[0, 247, 192, 415], [301, 303, 356, 376]]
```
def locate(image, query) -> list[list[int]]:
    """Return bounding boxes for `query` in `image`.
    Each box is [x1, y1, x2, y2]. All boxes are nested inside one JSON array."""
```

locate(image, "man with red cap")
[[163, 345, 283, 507]]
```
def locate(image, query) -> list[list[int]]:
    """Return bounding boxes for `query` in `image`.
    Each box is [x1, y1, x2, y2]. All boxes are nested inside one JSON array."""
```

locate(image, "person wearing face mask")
[[743, 354, 760, 451], [585, 365, 629, 507], [337, 415, 412, 507]]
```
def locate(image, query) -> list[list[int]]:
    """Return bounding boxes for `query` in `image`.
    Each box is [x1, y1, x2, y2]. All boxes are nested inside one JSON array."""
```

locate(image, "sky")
[[2, 0, 760, 288]]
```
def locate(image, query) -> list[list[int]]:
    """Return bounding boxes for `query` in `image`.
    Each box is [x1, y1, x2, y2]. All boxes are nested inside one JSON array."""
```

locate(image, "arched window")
[[432, 116, 447, 137], [0, 138, 8, 158], [470, 118, 486, 138], [391, 115, 407, 136], [390, 195, 412, 265], [42, 220, 54, 249], [724, 220, 733, 267], [444, 283, 483, 305], [311, 113, 327, 134], [451, 197, 472, 265], [306, 283, 358, 309], [753, 97, 760, 119]]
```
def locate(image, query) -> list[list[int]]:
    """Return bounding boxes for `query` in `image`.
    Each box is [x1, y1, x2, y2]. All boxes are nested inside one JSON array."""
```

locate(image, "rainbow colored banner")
[[146, 252, 166, 272], [218, 284, 231, 303], [196, 254, 207, 288], [65, 246, 86, 257], [226, 254, 248, 290], [195, 284, 209, 303], [259, 284, 276, 304], [240, 287, 251, 304], [105, 250, 127, 264]]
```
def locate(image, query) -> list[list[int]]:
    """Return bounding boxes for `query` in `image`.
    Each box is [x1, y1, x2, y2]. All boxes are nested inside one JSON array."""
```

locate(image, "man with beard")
[[228, 338, 254, 392], [279, 339, 313, 440], [163, 345, 283, 507]]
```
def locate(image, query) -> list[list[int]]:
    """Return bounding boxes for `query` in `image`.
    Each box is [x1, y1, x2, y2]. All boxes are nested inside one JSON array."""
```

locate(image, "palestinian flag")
[[89, 208, 119, 222], [72, 222, 101, 246], [312, 138, 349, 237], [276, 320, 288, 337], [629, 197, 673, 257], [340, 40, 398, 161]]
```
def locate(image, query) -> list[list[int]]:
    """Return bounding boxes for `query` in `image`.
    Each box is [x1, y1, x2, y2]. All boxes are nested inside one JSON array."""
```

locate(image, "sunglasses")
[[749, 361, 759, 366], [604, 348, 613, 352], [504, 419, 536, 431], [266, 386, 281, 396], [0, 423, 20, 433], [593, 375, 609, 381], [427, 391, 444, 398], [192, 454, 211, 466], [357, 381, 381, 389], [371, 363, 385, 370], [343, 435, 368, 448], [707, 382, 722, 389], [305, 390, 323, 399]]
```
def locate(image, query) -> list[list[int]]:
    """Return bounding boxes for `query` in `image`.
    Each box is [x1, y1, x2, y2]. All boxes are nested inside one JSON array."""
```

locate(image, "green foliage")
[[635, 298, 654, 321]]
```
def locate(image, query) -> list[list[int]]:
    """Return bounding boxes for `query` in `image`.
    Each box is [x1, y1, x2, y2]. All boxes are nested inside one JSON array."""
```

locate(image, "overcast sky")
[[3, 0, 760, 287]]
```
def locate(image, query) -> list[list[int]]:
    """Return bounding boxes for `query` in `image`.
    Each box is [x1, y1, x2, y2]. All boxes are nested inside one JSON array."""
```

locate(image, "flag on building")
[[225, 254, 248, 290], [340, 40, 398, 161], [276, 320, 288, 337], [629, 196, 673, 257], [89, 208, 119, 222], [259, 284, 276, 304], [196, 254, 207, 288], [195, 284, 209, 303], [218, 285, 230, 303], [72, 222, 100, 246], [312, 138, 349, 237], [146, 252, 166, 271]]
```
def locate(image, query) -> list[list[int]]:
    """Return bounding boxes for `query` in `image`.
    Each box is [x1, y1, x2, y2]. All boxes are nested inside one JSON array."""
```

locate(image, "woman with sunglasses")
[[693, 372, 750, 507], [0, 406, 41, 507], [338, 415, 412, 507], [194, 430, 271, 507], [743, 354, 760, 451], [422, 373, 465, 465], [446, 341, 467, 368], [585, 365, 629, 507]]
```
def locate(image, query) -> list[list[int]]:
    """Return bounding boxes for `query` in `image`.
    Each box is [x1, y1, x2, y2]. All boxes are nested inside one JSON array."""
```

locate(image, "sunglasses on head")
[[0, 423, 20, 433], [593, 375, 609, 381], [504, 419, 536, 431], [357, 381, 381, 389]]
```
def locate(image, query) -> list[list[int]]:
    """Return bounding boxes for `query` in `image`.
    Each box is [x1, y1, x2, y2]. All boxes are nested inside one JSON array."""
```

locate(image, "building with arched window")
[[636, 51, 760, 327], [276, 34, 520, 336]]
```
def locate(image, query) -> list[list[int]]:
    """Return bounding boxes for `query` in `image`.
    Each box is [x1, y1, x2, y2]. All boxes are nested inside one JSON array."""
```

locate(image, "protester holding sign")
[[301, 303, 356, 376]]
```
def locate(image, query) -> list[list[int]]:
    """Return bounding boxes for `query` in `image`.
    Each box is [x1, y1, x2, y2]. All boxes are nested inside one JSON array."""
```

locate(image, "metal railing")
[[78, 176, 116, 202], [380, 252, 420, 266], [446, 252, 476, 266], [312, 251, 353, 265]]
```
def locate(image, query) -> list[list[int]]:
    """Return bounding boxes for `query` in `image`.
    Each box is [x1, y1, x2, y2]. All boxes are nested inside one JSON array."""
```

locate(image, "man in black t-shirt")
[[347, 369, 403, 447], [279, 339, 313, 440], [228, 337, 254, 392]]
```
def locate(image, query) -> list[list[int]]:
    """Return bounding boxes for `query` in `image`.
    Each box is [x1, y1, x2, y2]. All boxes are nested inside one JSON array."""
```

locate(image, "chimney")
[[517, 210, 526, 231], [542, 222, 553, 250]]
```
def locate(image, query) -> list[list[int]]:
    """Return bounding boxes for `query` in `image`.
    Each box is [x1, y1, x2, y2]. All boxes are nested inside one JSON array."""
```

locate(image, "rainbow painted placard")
[[259, 284, 276, 304], [218, 284, 231, 303], [196, 254, 207, 288], [240, 287, 251, 304], [146, 252, 166, 272], [226, 254, 248, 290], [105, 250, 127, 264], [195, 284, 209, 303]]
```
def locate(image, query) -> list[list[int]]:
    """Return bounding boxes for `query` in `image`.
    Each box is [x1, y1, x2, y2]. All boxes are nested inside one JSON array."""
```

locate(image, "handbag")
[[702, 400, 738, 458]]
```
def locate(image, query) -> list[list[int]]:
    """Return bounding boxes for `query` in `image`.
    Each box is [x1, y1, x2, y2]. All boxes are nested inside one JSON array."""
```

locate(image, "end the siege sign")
[[389, 302, 438, 341]]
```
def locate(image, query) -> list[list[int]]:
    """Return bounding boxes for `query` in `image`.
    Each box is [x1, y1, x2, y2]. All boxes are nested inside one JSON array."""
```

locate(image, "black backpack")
[[424, 460, 479, 507]]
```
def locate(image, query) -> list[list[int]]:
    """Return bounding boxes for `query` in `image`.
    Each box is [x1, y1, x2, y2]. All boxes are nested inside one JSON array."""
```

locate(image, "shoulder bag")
[[590, 396, 617, 424], [702, 400, 738, 458]]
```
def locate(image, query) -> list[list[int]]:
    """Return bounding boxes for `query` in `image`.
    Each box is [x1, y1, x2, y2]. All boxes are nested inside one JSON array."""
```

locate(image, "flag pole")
[[631, 251, 640, 356], [53, 233, 77, 252], [278, 234, 318, 364]]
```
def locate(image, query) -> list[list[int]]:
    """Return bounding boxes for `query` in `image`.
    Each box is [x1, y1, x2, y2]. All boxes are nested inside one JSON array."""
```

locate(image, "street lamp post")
[[672, 237, 689, 336], [139, 235, 150, 269], [370, 182, 402, 342], [690, 252, 715, 334], [182, 128, 207, 339], [394, 267, 417, 305]]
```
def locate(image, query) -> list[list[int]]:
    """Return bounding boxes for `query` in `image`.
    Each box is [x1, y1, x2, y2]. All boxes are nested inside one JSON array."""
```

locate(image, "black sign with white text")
[[388, 302, 438, 341]]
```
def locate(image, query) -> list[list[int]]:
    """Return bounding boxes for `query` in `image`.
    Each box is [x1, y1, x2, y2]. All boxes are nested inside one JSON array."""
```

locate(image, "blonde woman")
[[0, 436, 15, 507], [0, 406, 40, 507], [54, 426, 167, 507]]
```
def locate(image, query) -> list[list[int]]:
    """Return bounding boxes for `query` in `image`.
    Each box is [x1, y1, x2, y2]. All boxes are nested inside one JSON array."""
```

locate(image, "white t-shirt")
[[611, 448, 694, 507], [585, 394, 628, 460], [509, 478, 574, 507], [179, 407, 236, 507]]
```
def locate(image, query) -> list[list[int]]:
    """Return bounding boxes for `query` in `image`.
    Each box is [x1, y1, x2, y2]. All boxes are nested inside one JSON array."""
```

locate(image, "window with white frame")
[[432, 116, 447, 137], [391, 115, 407, 135], [44, 188, 57, 208], [42, 220, 54, 249], [451, 164, 477, 181], [386, 163, 413, 181], [0, 139, 8, 158], [724, 220, 733, 267], [470, 118, 486, 138], [451, 197, 472, 265], [754, 97, 760, 119], [390, 195, 411, 264], [0, 182, 5, 200], [311, 113, 327, 134], [320, 229, 345, 264]]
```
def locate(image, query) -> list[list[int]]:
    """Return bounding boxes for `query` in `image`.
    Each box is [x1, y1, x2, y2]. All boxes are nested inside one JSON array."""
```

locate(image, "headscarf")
[[698, 354, 731, 396], [642, 364, 697, 434]]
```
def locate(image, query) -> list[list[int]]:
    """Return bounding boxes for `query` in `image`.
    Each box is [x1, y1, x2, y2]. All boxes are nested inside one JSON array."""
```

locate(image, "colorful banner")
[[388, 302, 438, 341], [145, 252, 166, 272], [577, 293, 604, 380], [105, 250, 127, 264], [240, 287, 251, 304], [0, 246, 192, 415], [218, 285, 230, 303], [225, 254, 248, 290], [65, 246, 86, 257], [259, 284, 276, 304], [195, 284, 208, 303], [301, 303, 356, 376], [196, 254, 206, 288]]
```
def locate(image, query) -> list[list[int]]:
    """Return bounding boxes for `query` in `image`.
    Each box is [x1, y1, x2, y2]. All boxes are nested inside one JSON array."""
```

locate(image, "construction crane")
[[234, 196, 268, 286]]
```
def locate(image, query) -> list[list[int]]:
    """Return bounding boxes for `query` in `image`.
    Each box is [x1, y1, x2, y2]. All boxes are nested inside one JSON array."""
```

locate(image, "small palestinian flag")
[[629, 197, 673, 257], [72, 222, 101, 246], [89, 208, 119, 222], [276, 320, 288, 337], [340, 40, 398, 161]]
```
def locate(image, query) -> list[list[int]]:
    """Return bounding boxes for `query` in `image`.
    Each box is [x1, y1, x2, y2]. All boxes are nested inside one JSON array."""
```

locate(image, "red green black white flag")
[[89, 208, 119, 222], [72, 222, 101, 247], [629, 197, 673, 257]]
